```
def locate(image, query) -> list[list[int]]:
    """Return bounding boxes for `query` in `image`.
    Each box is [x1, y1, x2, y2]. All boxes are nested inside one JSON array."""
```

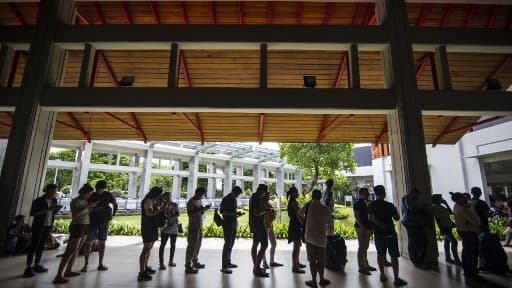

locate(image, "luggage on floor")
[[478, 232, 509, 274], [325, 234, 347, 271]]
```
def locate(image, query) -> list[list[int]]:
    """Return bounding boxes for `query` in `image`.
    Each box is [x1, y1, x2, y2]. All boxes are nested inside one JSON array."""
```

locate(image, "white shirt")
[[298, 200, 331, 248], [44, 198, 54, 226]]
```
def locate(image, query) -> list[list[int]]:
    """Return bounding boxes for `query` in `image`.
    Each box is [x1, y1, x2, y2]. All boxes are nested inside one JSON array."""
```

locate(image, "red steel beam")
[[96, 51, 119, 87], [362, 3, 373, 26], [130, 112, 148, 143], [297, 2, 303, 25], [7, 51, 21, 88], [432, 117, 458, 147], [5, 112, 14, 120], [76, 10, 90, 25], [121, 1, 133, 24], [239, 1, 244, 24], [441, 4, 455, 27], [179, 52, 191, 87], [353, 2, 363, 25], [8, 3, 25, 25], [179, 1, 189, 24], [209, 2, 216, 24], [150, 1, 160, 24], [258, 113, 264, 144], [415, 53, 431, 80], [181, 113, 204, 144], [487, 5, 498, 28], [267, 1, 273, 24], [324, 2, 334, 24], [316, 114, 345, 144], [465, 4, 478, 28], [429, 52, 439, 90], [0, 121, 11, 128], [479, 54, 512, 91], [446, 116, 504, 135], [67, 112, 92, 142], [365, 3, 376, 25], [416, 4, 429, 26], [334, 52, 348, 88], [374, 125, 388, 145], [93, 2, 106, 24]]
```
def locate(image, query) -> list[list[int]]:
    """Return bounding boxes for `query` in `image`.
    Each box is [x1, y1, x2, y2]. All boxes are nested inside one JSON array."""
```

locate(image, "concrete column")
[[235, 166, 243, 187], [252, 164, 262, 192], [70, 141, 93, 198], [379, 0, 437, 263], [295, 170, 303, 194], [172, 159, 183, 200], [207, 162, 216, 198], [127, 155, 140, 198], [276, 166, 285, 197], [0, 0, 75, 235], [224, 161, 233, 196], [139, 147, 154, 199], [187, 156, 199, 199]]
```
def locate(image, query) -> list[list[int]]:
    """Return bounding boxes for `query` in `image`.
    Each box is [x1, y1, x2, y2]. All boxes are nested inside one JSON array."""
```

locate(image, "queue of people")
[[10, 177, 510, 286]]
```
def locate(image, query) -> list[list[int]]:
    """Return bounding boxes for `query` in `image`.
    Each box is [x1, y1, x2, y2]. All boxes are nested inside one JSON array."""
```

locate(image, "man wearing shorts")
[[81, 180, 118, 272], [249, 184, 271, 277], [368, 185, 407, 287]]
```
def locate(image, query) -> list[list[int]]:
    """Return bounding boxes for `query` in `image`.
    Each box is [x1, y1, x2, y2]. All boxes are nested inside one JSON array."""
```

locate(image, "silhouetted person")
[[262, 191, 282, 269], [354, 188, 376, 275], [4, 215, 31, 256], [368, 185, 407, 286], [81, 180, 118, 272], [470, 187, 490, 233], [53, 184, 95, 284], [287, 186, 306, 274], [138, 186, 165, 282], [220, 186, 244, 274], [298, 189, 331, 287], [322, 179, 335, 235], [432, 194, 461, 265], [249, 184, 272, 277], [159, 192, 180, 270], [23, 183, 61, 277], [185, 187, 210, 274]]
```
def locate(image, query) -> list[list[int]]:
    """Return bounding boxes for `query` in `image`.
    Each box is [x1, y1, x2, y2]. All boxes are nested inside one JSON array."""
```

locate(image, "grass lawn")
[[110, 205, 355, 228]]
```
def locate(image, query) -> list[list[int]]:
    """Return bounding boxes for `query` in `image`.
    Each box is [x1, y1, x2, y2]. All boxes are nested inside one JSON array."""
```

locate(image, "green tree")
[[279, 143, 355, 194], [332, 173, 358, 203]]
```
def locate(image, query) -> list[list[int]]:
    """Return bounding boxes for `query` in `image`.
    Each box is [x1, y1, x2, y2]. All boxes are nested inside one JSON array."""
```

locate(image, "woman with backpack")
[[158, 192, 180, 270], [138, 186, 166, 282], [287, 186, 306, 274]]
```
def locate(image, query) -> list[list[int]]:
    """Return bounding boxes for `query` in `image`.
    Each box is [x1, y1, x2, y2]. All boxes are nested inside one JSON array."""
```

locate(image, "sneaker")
[[33, 265, 48, 273], [220, 268, 233, 274], [159, 264, 166, 270], [193, 262, 205, 269], [305, 280, 318, 288], [23, 267, 35, 278], [262, 263, 270, 269], [393, 278, 408, 286], [228, 263, 238, 268], [52, 277, 69, 284], [185, 267, 198, 274], [298, 263, 307, 268], [169, 262, 176, 267], [80, 265, 88, 273], [359, 269, 372, 275], [319, 278, 331, 286], [253, 269, 269, 278], [137, 271, 152, 282], [368, 266, 378, 271], [269, 262, 284, 267], [293, 268, 306, 274], [97, 264, 108, 271], [146, 266, 156, 274], [63, 271, 81, 277], [445, 258, 454, 264]]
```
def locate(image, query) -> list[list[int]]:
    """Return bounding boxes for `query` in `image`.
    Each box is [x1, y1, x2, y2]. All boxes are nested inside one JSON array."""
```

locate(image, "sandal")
[[63, 271, 81, 277], [319, 279, 331, 286], [52, 277, 69, 284], [305, 280, 318, 288], [97, 265, 108, 271]]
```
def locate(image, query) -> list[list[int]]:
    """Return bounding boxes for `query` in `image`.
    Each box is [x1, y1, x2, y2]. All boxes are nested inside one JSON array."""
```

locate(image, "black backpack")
[[213, 209, 224, 227]]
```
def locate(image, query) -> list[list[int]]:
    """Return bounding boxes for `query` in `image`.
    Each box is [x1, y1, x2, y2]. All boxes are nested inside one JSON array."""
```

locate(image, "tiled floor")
[[0, 237, 511, 287]]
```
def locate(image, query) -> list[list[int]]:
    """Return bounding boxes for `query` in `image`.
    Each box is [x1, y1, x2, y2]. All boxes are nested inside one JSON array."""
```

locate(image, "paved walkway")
[[0, 237, 511, 288]]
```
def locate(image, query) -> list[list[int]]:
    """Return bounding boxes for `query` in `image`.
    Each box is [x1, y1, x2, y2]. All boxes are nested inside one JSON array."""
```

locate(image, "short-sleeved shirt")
[[353, 199, 372, 229], [70, 198, 90, 225], [89, 191, 117, 223], [187, 198, 203, 229], [220, 195, 237, 224], [44, 199, 54, 226], [471, 199, 490, 231], [298, 200, 331, 248], [249, 192, 264, 232], [368, 199, 398, 236]]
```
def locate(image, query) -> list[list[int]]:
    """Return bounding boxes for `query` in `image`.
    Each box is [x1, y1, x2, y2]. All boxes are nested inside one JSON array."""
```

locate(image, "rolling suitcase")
[[478, 232, 509, 274], [325, 234, 347, 271]]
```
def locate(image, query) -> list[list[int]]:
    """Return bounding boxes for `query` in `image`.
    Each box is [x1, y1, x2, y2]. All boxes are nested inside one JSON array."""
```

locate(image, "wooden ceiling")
[[1, 1, 510, 144]]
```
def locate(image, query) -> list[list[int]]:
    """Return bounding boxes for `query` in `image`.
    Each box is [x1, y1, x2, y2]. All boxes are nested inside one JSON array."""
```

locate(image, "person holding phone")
[[53, 184, 96, 283], [23, 183, 61, 278], [184, 187, 209, 274]]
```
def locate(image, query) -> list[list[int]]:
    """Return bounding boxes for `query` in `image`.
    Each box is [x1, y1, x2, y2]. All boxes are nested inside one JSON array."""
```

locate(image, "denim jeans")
[[222, 220, 237, 268]]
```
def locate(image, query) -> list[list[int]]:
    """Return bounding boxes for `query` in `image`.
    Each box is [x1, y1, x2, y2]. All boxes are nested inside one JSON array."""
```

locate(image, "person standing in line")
[[81, 180, 118, 272], [368, 185, 407, 287], [159, 192, 180, 270], [262, 191, 283, 269], [470, 187, 490, 233], [432, 194, 461, 265], [401, 188, 430, 269], [23, 183, 62, 277], [219, 186, 244, 274], [452, 192, 481, 280], [185, 187, 210, 274], [53, 184, 96, 283], [287, 186, 306, 274], [297, 189, 331, 288], [249, 184, 272, 277], [353, 187, 377, 275], [138, 186, 166, 282], [321, 179, 335, 235]]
